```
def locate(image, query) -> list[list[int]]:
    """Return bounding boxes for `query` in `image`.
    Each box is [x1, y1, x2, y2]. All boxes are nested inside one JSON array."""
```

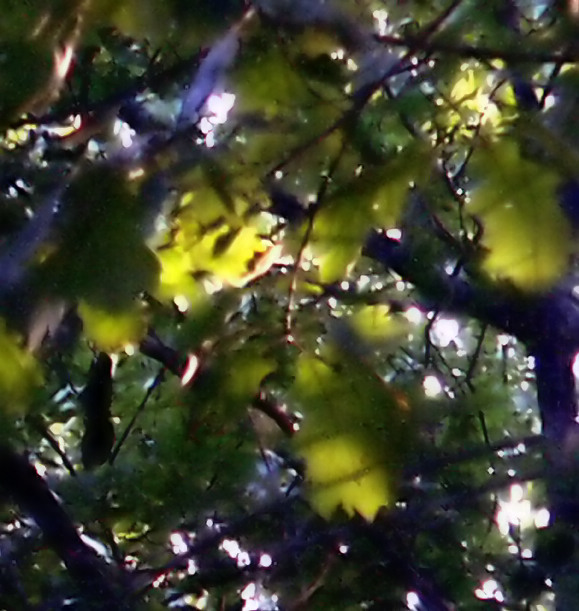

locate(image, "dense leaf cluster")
[[2, 1, 579, 610]]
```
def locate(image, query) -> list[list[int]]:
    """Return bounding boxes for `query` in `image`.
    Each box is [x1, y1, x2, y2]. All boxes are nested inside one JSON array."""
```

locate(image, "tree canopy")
[[3, 0, 579, 609]]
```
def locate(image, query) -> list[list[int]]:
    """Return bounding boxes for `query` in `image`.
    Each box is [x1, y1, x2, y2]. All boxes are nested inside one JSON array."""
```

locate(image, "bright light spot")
[[34, 462, 47, 477], [274, 170, 284, 180], [222, 538, 242, 559], [237, 551, 251, 568], [406, 591, 420, 610], [521, 380, 529, 391], [174, 295, 190, 312], [543, 93, 556, 110], [182, 559, 196, 575], [259, 553, 273, 568], [199, 92, 236, 148], [206, 92, 236, 124], [511, 483, 524, 502], [115, 120, 134, 148], [386, 228, 402, 240], [431, 318, 459, 348], [54, 44, 74, 80], [128, 167, 145, 180], [508, 544, 518, 554], [423, 375, 443, 397], [535, 508, 550, 529], [475, 579, 501, 600], [241, 583, 256, 600], [497, 334, 510, 346], [170, 532, 188, 555], [199, 116, 213, 134], [331, 48, 345, 60], [404, 306, 423, 325], [340, 281, 350, 290], [373, 9, 389, 36], [396, 280, 406, 291], [522, 548, 533, 559], [152, 574, 166, 588], [346, 58, 358, 71], [573, 353, 579, 378], [338, 544, 349, 554], [203, 277, 223, 294], [495, 483, 533, 535], [181, 354, 199, 386], [205, 131, 216, 148]]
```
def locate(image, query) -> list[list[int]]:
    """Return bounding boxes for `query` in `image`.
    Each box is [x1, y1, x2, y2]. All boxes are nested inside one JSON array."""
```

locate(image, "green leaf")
[[291, 352, 413, 520], [470, 139, 572, 290]]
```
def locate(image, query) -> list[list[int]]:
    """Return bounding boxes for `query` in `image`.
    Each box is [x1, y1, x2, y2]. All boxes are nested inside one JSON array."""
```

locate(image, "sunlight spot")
[[431, 318, 459, 348], [396, 281, 406, 291], [406, 591, 420, 610], [338, 544, 349, 554], [404, 306, 423, 325], [152, 574, 166, 588], [181, 354, 199, 386], [221, 538, 241, 559], [386, 228, 402, 240], [128, 167, 145, 180], [423, 375, 442, 397], [475, 578, 501, 600], [495, 483, 533, 535], [170, 532, 188, 555], [522, 548, 533, 559], [174, 295, 190, 313], [54, 44, 74, 80], [187, 559, 197, 574], [535, 508, 550, 529], [543, 93, 556, 110], [34, 461, 47, 477], [259, 553, 273, 568], [372, 9, 389, 36], [274, 170, 284, 180], [497, 334, 510, 346], [237, 551, 251, 568], [206, 92, 236, 124]]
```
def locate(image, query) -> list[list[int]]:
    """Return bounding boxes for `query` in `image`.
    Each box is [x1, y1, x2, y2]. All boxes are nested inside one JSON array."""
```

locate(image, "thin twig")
[[108, 368, 165, 465]]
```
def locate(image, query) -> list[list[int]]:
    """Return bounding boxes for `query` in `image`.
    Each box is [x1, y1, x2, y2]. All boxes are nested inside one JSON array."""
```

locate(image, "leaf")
[[311, 145, 431, 282], [0, 321, 43, 414], [187, 342, 277, 422], [45, 166, 160, 309], [470, 139, 572, 290], [78, 301, 148, 351], [291, 352, 412, 520]]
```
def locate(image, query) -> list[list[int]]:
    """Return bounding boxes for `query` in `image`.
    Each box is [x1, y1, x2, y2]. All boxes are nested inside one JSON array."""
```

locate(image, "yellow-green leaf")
[[470, 139, 572, 290], [0, 322, 43, 414], [291, 352, 412, 520], [78, 301, 148, 351]]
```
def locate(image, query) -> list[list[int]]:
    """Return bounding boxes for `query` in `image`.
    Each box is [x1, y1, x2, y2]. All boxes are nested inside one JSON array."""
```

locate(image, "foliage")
[[2, 1, 579, 610]]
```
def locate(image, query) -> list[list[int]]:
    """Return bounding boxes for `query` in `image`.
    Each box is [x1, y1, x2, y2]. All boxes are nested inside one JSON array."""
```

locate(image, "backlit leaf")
[[470, 139, 572, 290]]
